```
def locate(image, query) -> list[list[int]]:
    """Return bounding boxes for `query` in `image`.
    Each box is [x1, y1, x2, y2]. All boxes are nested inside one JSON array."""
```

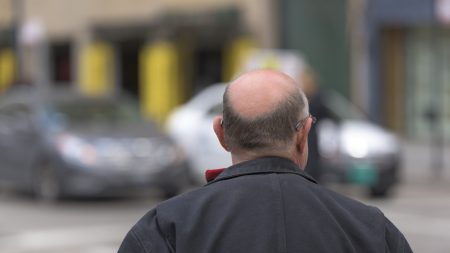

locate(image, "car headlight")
[[131, 138, 153, 157], [130, 138, 185, 167], [342, 137, 369, 159], [96, 138, 133, 167], [56, 134, 98, 166], [340, 131, 370, 159], [154, 144, 179, 166]]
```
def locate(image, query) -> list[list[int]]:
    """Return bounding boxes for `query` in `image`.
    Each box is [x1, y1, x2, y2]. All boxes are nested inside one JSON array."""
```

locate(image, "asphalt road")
[[1, 178, 450, 253], [2, 138, 450, 253], [0, 191, 160, 253], [337, 181, 450, 253]]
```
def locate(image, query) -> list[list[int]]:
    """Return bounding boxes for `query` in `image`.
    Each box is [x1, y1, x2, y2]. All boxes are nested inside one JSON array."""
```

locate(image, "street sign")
[[19, 19, 45, 46]]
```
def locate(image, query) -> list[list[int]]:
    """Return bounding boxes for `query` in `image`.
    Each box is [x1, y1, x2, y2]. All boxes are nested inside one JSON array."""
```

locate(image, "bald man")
[[118, 70, 412, 253]]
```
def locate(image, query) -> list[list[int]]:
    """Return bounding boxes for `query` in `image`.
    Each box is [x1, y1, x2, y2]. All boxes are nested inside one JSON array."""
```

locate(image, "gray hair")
[[222, 86, 309, 152]]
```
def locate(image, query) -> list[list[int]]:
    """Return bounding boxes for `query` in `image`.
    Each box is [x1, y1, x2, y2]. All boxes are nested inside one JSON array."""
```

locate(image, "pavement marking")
[[0, 224, 130, 253]]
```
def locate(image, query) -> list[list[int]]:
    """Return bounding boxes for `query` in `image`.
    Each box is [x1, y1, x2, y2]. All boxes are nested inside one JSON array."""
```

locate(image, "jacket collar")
[[205, 156, 317, 185]]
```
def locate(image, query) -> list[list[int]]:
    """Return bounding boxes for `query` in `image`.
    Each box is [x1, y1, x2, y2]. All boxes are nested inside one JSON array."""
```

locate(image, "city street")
[[0, 191, 159, 253], [0, 141, 449, 253], [1, 1, 449, 252]]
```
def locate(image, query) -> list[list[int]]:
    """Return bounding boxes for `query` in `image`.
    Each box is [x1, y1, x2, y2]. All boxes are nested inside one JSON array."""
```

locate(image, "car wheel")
[[369, 184, 390, 198], [33, 164, 62, 203], [162, 185, 181, 199]]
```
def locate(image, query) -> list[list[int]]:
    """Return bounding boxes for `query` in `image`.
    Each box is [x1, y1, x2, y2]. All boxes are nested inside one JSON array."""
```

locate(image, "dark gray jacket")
[[118, 157, 412, 253]]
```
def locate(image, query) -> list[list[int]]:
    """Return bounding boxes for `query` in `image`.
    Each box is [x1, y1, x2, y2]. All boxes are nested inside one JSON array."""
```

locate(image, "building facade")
[[367, 0, 450, 140], [0, 0, 278, 122], [2, 0, 447, 140]]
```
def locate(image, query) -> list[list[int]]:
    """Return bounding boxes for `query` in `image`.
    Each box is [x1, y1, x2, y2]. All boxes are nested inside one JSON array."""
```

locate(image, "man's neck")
[[231, 151, 296, 166]]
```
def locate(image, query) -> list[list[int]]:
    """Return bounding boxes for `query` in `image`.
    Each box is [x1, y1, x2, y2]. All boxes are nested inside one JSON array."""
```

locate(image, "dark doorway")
[[50, 42, 72, 85], [191, 45, 223, 95], [117, 39, 144, 98]]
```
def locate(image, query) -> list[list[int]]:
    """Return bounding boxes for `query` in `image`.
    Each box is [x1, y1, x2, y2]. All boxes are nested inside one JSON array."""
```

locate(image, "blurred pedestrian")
[[300, 67, 336, 181], [118, 69, 412, 253]]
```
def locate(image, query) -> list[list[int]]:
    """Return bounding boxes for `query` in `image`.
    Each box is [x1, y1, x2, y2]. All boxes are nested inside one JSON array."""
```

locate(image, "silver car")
[[0, 87, 190, 202], [167, 83, 400, 197]]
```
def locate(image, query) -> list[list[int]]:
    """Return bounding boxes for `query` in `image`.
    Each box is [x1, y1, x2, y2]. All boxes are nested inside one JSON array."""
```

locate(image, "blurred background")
[[0, 0, 449, 252]]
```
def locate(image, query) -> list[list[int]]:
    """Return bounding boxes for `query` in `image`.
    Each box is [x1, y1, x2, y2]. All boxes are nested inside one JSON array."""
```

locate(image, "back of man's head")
[[220, 69, 309, 157]]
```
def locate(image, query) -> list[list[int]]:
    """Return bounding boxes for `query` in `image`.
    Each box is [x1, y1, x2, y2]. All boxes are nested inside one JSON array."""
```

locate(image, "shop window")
[[50, 42, 72, 84]]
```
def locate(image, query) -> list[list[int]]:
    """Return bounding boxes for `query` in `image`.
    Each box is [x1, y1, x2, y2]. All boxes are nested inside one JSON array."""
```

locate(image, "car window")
[[323, 91, 366, 121], [207, 103, 223, 116], [0, 103, 33, 132], [0, 103, 31, 117], [188, 84, 226, 110], [50, 99, 141, 126]]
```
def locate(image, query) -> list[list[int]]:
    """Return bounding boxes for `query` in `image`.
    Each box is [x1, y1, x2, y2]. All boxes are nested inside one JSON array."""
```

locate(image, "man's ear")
[[213, 116, 229, 152], [296, 117, 312, 154]]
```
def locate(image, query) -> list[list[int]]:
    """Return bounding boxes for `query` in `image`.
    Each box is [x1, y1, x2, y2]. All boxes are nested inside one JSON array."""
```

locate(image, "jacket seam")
[[130, 229, 151, 253], [154, 211, 176, 253], [274, 174, 288, 253]]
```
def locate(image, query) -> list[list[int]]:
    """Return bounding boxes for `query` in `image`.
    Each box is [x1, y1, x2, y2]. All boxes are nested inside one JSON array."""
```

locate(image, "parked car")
[[0, 88, 190, 202], [167, 83, 400, 197]]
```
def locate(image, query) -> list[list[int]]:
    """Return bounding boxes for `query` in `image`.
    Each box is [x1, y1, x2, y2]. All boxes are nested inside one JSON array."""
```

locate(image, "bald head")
[[227, 69, 300, 119], [219, 69, 309, 156]]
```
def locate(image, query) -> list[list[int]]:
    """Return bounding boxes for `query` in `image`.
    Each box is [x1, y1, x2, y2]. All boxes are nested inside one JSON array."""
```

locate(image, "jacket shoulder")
[[119, 208, 174, 253], [321, 184, 385, 225]]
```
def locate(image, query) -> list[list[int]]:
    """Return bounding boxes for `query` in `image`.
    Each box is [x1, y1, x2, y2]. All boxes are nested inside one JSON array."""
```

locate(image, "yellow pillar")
[[140, 41, 182, 124], [0, 48, 16, 93], [222, 37, 257, 82], [79, 42, 114, 97]]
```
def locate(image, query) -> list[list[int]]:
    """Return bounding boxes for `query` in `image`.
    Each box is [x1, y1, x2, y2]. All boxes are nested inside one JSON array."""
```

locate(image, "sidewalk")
[[400, 138, 450, 184]]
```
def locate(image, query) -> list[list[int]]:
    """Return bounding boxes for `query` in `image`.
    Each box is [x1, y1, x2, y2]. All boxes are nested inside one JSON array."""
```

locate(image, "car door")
[[0, 103, 39, 185], [0, 105, 15, 182]]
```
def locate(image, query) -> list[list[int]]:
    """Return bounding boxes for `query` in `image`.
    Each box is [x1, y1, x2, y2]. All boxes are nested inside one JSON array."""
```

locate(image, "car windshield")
[[189, 84, 227, 110], [49, 99, 141, 127], [323, 91, 367, 121]]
